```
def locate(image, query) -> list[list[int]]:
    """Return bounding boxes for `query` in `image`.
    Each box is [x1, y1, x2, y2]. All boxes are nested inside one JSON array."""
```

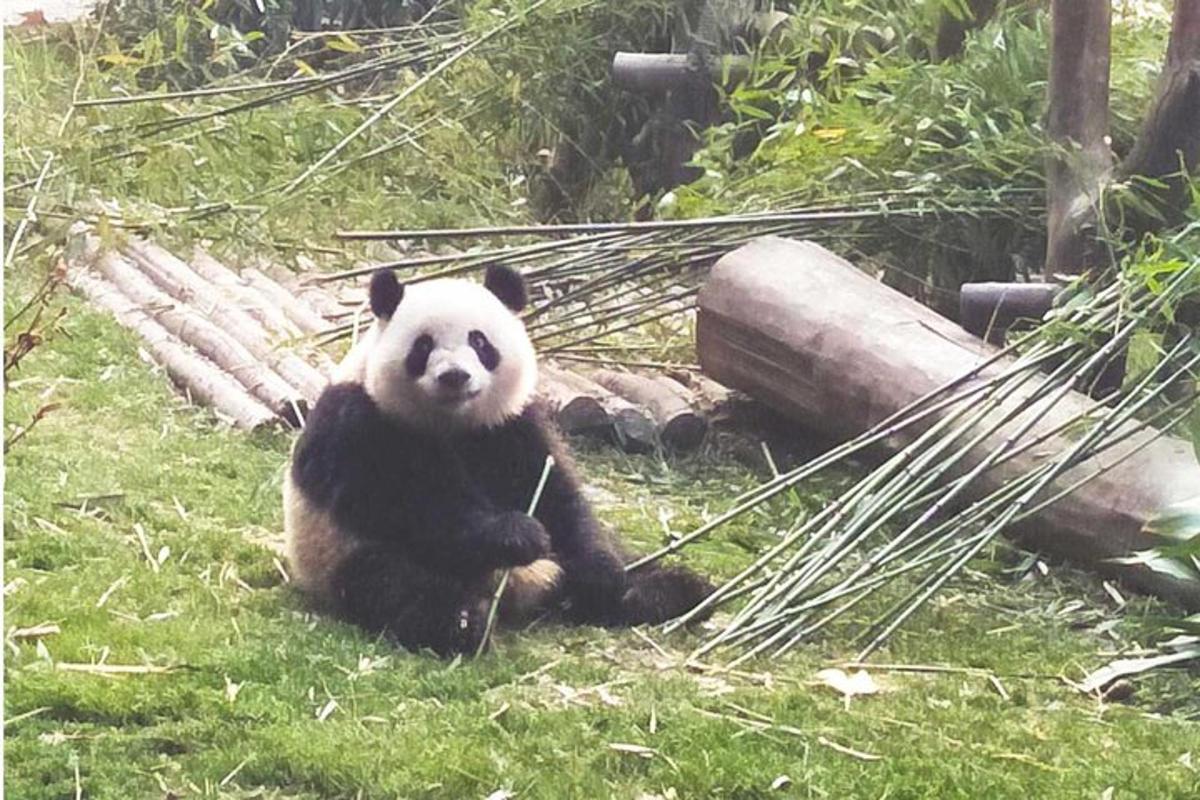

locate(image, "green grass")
[[7, 8, 1200, 799], [7, 268, 1200, 800]]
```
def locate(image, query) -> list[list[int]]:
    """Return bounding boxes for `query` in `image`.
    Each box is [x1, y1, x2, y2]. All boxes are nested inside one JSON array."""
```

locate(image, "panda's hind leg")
[[621, 565, 716, 626], [330, 546, 489, 656]]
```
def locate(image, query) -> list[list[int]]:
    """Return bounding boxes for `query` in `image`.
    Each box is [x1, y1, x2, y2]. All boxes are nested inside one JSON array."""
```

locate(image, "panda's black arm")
[[292, 383, 548, 571], [506, 406, 629, 597]]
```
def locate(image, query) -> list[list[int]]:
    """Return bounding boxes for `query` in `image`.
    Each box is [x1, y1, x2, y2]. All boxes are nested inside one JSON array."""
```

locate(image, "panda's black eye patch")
[[406, 334, 434, 377], [468, 330, 500, 371]]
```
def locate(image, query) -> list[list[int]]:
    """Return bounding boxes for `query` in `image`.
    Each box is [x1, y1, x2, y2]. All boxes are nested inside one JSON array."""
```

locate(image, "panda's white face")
[[363, 273, 537, 432]]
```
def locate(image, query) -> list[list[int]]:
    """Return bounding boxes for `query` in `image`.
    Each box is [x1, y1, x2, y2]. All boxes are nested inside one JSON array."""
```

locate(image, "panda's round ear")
[[484, 263, 527, 312], [370, 269, 404, 319]]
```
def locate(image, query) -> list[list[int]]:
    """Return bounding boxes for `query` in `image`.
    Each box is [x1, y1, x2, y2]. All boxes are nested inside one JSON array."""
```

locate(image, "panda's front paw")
[[487, 511, 551, 567]]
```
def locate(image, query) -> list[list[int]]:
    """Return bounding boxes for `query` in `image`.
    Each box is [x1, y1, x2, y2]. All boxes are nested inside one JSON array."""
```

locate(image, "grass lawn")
[[7, 266, 1200, 799], [6, 12, 1200, 800]]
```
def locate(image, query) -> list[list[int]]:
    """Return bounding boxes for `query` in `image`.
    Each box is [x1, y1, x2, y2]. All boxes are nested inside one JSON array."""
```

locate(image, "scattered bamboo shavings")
[[488, 702, 510, 722], [817, 736, 882, 762], [316, 698, 338, 721], [608, 743, 679, 771], [10, 622, 61, 640], [133, 523, 158, 572], [219, 756, 252, 787], [6, 706, 50, 726], [988, 674, 1011, 701], [814, 668, 881, 709]]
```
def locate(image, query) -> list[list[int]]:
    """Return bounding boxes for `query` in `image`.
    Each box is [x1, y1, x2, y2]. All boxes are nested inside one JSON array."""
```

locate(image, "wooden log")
[[697, 236, 1200, 609], [958, 282, 1058, 344], [66, 269, 276, 430], [94, 249, 306, 425], [536, 365, 610, 434], [540, 364, 657, 452], [190, 248, 304, 340], [119, 238, 329, 401], [242, 268, 329, 336], [612, 52, 751, 93], [592, 369, 707, 451]]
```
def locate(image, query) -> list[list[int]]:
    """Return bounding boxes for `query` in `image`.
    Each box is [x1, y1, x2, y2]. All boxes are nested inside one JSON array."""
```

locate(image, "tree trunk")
[[1118, 0, 1200, 227], [1045, 0, 1112, 278]]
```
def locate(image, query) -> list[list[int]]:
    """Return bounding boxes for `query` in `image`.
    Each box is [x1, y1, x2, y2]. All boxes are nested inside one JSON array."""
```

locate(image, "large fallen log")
[[697, 236, 1200, 609]]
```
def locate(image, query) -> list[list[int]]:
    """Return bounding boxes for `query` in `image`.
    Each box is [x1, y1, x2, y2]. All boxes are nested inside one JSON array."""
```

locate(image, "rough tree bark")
[[1118, 0, 1200, 229], [1045, 0, 1113, 278]]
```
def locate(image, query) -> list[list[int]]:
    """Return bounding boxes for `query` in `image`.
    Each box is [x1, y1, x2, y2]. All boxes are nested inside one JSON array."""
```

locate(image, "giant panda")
[[283, 264, 714, 656]]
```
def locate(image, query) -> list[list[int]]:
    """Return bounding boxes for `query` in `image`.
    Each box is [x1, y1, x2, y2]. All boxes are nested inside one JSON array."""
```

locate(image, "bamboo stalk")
[[476, 455, 555, 657]]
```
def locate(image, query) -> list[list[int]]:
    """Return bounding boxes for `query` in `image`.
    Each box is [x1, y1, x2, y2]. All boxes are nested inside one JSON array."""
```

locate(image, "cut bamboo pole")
[[67, 269, 276, 430], [696, 236, 1200, 608], [94, 249, 306, 424], [118, 237, 329, 400], [593, 369, 707, 451]]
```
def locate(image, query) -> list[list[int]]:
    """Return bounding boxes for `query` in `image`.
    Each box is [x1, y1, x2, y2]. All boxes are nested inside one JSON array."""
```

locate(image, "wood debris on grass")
[[64, 225, 721, 449]]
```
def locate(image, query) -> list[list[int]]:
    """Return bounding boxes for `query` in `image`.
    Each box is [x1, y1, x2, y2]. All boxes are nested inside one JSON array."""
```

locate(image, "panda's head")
[[362, 264, 537, 431]]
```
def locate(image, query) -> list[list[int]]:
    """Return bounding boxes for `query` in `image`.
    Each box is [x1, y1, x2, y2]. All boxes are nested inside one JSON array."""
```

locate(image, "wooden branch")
[[95, 249, 306, 424], [118, 238, 329, 400], [592, 369, 707, 451], [696, 237, 1200, 609], [1045, 0, 1112, 277], [67, 269, 276, 430]]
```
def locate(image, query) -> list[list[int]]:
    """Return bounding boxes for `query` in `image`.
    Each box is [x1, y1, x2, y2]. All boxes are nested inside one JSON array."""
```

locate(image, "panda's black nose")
[[437, 369, 470, 390]]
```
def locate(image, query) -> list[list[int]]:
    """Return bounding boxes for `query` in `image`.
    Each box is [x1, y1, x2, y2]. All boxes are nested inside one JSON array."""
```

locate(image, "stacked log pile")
[[64, 226, 725, 450]]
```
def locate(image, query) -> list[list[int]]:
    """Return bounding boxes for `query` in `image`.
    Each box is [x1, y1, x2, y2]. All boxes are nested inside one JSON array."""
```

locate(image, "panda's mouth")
[[435, 388, 480, 406]]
